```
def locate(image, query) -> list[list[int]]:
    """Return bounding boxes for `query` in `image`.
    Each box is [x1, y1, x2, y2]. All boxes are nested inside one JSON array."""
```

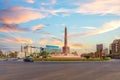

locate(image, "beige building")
[[17, 52, 25, 58], [21, 45, 35, 57], [110, 39, 120, 54]]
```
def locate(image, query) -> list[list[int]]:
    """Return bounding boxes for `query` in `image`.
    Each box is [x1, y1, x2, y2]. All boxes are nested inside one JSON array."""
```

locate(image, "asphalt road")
[[0, 60, 120, 80]]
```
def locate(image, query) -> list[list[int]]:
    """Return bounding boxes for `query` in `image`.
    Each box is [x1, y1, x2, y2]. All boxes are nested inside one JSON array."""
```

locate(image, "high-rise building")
[[62, 27, 70, 55], [96, 44, 103, 57], [110, 39, 120, 54], [21, 45, 23, 52], [96, 44, 103, 52]]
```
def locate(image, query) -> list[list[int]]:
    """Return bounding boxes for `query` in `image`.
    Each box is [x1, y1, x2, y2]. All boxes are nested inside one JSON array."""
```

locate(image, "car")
[[24, 57, 34, 62], [3, 59, 8, 61]]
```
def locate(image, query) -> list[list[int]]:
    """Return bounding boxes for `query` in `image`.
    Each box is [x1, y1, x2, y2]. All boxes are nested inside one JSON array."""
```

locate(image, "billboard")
[[46, 45, 59, 49]]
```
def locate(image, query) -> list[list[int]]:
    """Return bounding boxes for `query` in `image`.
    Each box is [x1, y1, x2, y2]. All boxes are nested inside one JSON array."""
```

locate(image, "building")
[[23, 45, 34, 56], [17, 52, 25, 58], [109, 44, 112, 54], [45, 45, 61, 53], [62, 27, 70, 55], [20, 45, 40, 57], [17, 45, 33, 58], [102, 48, 108, 54], [96, 44, 103, 53], [110, 39, 120, 54], [96, 44, 103, 57]]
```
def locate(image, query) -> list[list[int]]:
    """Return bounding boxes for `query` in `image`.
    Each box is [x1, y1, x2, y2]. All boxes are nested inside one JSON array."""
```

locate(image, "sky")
[[0, 0, 120, 54]]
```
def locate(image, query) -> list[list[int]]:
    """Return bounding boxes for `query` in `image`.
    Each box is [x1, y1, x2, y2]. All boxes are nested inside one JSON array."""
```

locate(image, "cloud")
[[1, 0, 118, 24], [4, 0, 10, 5], [81, 26, 96, 30], [0, 35, 33, 44], [76, 0, 120, 15], [50, 39, 63, 46], [39, 7, 72, 16], [39, 38, 90, 49], [0, 23, 46, 33], [50, 8, 72, 16], [62, 13, 70, 17], [40, 0, 57, 6], [42, 0, 120, 16], [115, 35, 120, 39], [39, 39, 48, 45], [69, 43, 83, 49], [39, 35, 89, 49], [14, 37, 33, 44], [39, 37, 63, 47], [32, 24, 45, 31], [51, 0, 57, 4], [38, 32, 91, 49], [0, 6, 45, 24], [51, 36, 62, 42], [69, 42, 92, 49], [0, 23, 26, 33], [39, 33, 51, 38], [41, 0, 120, 16], [69, 20, 120, 38], [26, 0, 35, 3]]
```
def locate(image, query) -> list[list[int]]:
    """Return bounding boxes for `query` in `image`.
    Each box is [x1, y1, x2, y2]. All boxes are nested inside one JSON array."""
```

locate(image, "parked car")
[[24, 57, 34, 62]]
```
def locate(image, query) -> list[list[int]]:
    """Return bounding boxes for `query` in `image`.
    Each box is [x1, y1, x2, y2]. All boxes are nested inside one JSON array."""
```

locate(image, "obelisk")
[[62, 27, 70, 55]]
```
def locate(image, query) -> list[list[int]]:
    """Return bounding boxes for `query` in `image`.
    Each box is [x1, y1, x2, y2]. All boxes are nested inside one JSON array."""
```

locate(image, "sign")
[[46, 45, 59, 49]]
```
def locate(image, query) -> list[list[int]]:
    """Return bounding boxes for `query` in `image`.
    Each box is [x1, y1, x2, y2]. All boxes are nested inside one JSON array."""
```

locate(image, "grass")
[[33, 57, 111, 61]]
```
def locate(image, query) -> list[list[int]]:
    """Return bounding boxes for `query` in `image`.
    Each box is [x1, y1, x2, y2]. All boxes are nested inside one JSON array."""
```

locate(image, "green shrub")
[[32, 57, 111, 61], [33, 58, 42, 61]]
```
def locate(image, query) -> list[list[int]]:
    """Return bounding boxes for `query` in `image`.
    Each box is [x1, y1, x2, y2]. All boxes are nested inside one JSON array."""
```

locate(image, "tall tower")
[[21, 44, 23, 52], [62, 27, 70, 55]]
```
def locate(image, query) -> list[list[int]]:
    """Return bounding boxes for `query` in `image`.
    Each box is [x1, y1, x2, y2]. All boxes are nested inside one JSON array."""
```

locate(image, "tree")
[[110, 53, 120, 59], [72, 51, 78, 56], [81, 52, 96, 59], [8, 51, 17, 58], [95, 52, 99, 58], [41, 51, 48, 58], [30, 54, 34, 57], [84, 54, 90, 59], [0, 50, 5, 58]]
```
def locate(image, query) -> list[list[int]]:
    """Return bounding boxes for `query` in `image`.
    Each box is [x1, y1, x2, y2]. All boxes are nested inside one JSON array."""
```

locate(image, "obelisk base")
[[62, 47, 70, 55]]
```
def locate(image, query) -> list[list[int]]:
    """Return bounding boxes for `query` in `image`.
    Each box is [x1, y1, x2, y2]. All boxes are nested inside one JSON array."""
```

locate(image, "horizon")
[[0, 0, 120, 54]]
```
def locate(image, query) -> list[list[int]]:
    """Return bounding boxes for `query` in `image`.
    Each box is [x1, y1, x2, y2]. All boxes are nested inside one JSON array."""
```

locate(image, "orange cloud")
[[51, 37, 62, 42], [0, 6, 45, 24], [26, 0, 34, 3], [69, 43, 83, 49], [0, 24, 25, 33], [32, 24, 45, 31], [14, 37, 33, 44], [39, 39, 48, 45], [39, 37, 90, 49], [51, 0, 57, 4], [50, 39, 63, 47], [69, 42, 92, 49], [69, 20, 120, 38], [41, 0, 120, 16], [76, 0, 120, 15], [39, 38, 63, 47], [0, 35, 33, 44]]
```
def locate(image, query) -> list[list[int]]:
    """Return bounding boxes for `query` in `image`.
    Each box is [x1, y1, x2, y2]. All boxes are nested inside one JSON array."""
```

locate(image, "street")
[[0, 60, 120, 80]]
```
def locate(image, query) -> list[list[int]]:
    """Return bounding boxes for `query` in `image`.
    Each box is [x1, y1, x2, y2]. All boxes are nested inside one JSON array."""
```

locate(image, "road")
[[0, 60, 120, 80]]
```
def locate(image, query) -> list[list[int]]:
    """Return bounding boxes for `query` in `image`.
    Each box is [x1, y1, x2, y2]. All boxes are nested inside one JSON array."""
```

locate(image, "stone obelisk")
[[62, 27, 70, 55]]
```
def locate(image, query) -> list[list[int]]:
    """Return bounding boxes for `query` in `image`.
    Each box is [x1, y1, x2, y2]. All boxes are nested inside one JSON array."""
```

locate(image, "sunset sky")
[[0, 0, 120, 54]]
